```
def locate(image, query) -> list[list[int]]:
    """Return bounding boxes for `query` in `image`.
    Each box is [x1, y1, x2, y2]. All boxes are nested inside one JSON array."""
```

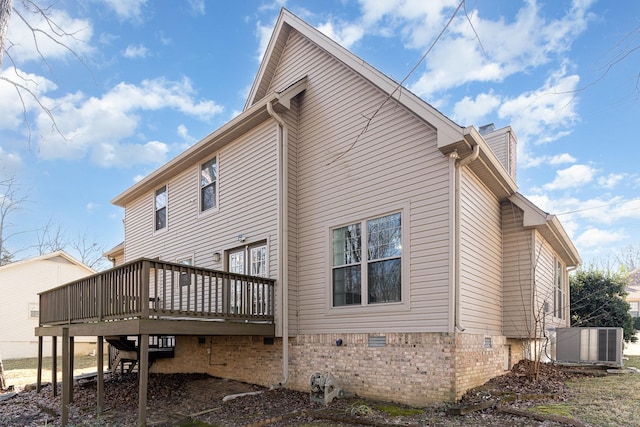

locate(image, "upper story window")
[[554, 257, 565, 319], [200, 157, 217, 212], [155, 185, 167, 231], [332, 212, 402, 307]]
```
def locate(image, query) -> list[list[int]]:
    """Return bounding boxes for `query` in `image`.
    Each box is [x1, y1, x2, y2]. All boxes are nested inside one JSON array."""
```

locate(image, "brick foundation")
[[151, 332, 516, 406], [151, 336, 283, 387]]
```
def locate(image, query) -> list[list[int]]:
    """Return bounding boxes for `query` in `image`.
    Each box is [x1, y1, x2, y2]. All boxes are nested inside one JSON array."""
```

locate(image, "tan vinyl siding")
[[483, 128, 516, 181], [484, 132, 507, 168], [459, 168, 502, 335], [533, 232, 568, 329], [267, 29, 451, 334], [123, 120, 280, 308], [283, 98, 299, 334], [501, 202, 534, 338], [508, 132, 517, 181]]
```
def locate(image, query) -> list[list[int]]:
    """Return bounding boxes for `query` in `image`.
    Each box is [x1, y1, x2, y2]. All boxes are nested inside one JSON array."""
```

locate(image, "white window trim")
[[198, 155, 220, 218], [553, 257, 566, 320], [223, 239, 270, 278], [325, 204, 410, 315], [153, 184, 168, 235]]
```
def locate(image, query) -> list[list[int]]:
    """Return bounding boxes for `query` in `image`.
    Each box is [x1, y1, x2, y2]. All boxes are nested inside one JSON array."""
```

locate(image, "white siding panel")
[[271, 30, 452, 334], [459, 168, 502, 335]]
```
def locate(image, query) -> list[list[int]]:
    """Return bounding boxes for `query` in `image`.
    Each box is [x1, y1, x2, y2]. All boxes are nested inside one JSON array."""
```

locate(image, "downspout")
[[453, 142, 480, 333], [267, 100, 289, 386]]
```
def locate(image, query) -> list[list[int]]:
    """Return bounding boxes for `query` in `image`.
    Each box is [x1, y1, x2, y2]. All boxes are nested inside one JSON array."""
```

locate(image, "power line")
[[556, 196, 640, 216]]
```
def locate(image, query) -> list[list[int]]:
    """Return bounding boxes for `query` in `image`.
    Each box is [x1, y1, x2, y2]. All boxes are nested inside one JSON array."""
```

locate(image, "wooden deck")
[[34, 258, 277, 426], [36, 258, 276, 337]]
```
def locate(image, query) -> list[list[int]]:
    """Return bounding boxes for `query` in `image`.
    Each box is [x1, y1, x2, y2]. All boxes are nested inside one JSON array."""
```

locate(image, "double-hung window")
[[332, 212, 402, 307], [155, 185, 167, 231], [554, 258, 565, 319], [200, 157, 217, 212]]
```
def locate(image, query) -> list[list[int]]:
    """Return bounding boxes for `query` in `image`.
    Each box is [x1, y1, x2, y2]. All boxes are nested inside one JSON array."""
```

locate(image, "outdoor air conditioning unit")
[[556, 327, 623, 367]]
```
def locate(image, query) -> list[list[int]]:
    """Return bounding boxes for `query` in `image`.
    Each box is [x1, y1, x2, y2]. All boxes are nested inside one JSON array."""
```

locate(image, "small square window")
[[28, 303, 39, 319], [484, 337, 492, 348]]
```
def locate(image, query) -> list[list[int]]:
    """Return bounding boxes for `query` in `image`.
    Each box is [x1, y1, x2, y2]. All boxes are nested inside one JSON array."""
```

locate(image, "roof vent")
[[478, 123, 496, 135]]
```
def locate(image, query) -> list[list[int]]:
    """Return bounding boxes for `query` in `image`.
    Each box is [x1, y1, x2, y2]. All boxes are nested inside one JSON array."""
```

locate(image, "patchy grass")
[[530, 403, 573, 417], [2, 355, 107, 389], [563, 355, 640, 427], [374, 403, 423, 417]]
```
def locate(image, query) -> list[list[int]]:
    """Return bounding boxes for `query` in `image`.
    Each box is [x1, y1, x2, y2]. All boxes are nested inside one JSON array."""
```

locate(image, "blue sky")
[[0, 0, 639, 268]]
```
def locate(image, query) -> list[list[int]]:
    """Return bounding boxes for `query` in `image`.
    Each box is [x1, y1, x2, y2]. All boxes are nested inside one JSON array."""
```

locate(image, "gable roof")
[[113, 8, 518, 206], [247, 8, 465, 145], [508, 193, 581, 267], [0, 250, 95, 275], [246, 8, 517, 199]]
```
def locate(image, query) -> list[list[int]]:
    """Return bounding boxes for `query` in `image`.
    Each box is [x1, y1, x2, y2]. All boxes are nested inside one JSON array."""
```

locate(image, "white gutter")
[[453, 141, 480, 332], [267, 101, 289, 386]]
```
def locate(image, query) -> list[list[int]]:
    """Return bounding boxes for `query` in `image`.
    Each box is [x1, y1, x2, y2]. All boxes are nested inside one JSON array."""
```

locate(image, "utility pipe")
[[267, 101, 289, 386]]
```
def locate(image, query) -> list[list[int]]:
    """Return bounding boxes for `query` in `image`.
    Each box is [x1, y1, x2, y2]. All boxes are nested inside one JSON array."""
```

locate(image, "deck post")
[[61, 327, 70, 426], [141, 260, 150, 319], [36, 336, 43, 393], [52, 336, 57, 397], [69, 337, 74, 402], [97, 336, 104, 415], [138, 334, 149, 426]]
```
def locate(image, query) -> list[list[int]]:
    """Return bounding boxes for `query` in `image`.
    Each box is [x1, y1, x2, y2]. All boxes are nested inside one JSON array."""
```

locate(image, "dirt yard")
[[1, 357, 639, 426]]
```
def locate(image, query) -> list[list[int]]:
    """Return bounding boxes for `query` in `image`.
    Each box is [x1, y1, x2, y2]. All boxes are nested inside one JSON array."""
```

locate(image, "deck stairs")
[[106, 335, 175, 374]]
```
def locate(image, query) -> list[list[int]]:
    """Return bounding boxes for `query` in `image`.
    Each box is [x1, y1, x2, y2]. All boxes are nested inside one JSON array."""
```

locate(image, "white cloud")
[[543, 164, 596, 191], [406, 0, 594, 98], [256, 20, 276, 62], [451, 92, 501, 126], [317, 19, 364, 49], [498, 66, 580, 142], [597, 173, 625, 189], [0, 67, 58, 129], [0, 146, 22, 171], [20, 77, 223, 167], [92, 140, 168, 168], [177, 124, 190, 140], [123, 44, 149, 58], [549, 153, 576, 165], [86, 202, 99, 212], [522, 152, 577, 168], [187, 0, 206, 15], [100, 0, 148, 22], [6, 5, 94, 65], [575, 227, 628, 248]]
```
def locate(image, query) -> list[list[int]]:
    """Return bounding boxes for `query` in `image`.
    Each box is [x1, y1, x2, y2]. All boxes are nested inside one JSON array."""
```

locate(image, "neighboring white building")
[[0, 251, 95, 359]]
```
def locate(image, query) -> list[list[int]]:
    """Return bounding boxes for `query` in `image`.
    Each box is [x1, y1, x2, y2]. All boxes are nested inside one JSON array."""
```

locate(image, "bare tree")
[[1, 0, 93, 143], [0, 171, 29, 266], [0, 0, 11, 69], [70, 230, 108, 270], [617, 244, 640, 272], [34, 218, 68, 255]]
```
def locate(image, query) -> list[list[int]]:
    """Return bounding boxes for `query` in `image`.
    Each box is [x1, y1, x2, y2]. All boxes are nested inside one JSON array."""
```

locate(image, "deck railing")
[[39, 258, 276, 326]]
